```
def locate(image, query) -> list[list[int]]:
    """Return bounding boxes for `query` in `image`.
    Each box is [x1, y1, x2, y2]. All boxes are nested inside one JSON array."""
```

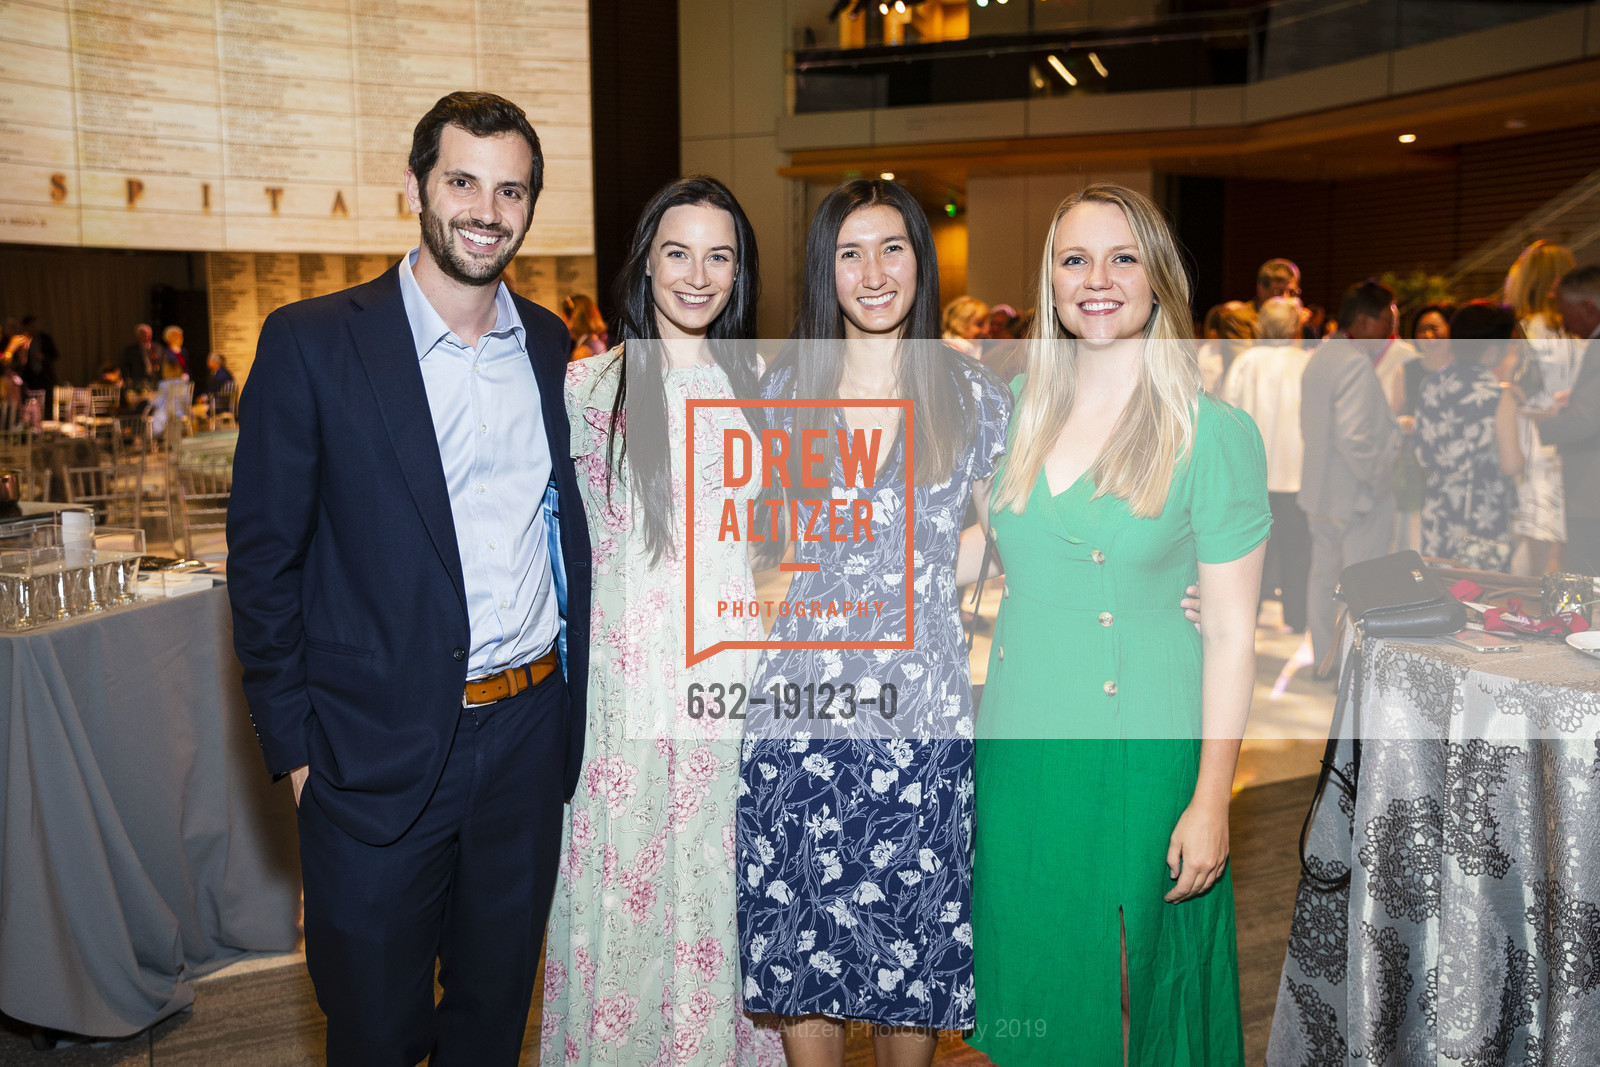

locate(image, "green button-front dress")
[[971, 389, 1270, 1067]]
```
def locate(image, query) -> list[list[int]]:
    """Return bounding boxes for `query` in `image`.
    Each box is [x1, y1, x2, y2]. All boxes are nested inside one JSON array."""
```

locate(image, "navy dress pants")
[[297, 673, 567, 1066]]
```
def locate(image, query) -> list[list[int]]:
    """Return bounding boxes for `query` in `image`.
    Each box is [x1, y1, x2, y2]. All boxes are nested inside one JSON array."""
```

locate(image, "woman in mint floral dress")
[[544, 177, 782, 1066], [736, 179, 1010, 1066]]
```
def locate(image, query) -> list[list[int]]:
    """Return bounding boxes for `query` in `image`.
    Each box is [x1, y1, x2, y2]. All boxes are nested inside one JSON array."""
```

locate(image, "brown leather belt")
[[463, 647, 558, 707]]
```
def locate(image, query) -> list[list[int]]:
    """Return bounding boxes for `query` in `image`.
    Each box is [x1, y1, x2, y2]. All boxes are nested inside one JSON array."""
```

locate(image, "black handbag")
[[1334, 549, 1465, 638], [1298, 551, 1464, 892]]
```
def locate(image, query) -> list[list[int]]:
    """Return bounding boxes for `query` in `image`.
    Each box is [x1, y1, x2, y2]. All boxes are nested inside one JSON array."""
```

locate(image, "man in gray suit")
[[1299, 280, 1403, 673], [1538, 266, 1600, 575]]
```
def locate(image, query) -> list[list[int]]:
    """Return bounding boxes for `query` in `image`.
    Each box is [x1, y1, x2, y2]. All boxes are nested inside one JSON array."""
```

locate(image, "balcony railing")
[[792, 0, 1580, 113]]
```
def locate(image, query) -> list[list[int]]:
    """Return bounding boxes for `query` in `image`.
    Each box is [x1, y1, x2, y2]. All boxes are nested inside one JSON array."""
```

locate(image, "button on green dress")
[[971, 389, 1270, 1067]]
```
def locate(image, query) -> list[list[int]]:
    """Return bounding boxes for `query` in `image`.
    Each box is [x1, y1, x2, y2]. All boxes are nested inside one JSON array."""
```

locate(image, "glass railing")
[[792, 0, 1580, 113]]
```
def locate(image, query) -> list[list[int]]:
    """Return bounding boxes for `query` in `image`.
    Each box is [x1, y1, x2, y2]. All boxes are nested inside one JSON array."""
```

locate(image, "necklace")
[[838, 370, 901, 430]]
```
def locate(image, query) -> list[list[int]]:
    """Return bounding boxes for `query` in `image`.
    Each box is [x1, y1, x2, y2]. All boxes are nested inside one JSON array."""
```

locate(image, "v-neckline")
[[1043, 464, 1091, 500]]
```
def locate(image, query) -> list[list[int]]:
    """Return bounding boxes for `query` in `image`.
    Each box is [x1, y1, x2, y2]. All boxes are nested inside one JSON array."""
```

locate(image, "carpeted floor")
[[0, 775, 1314, 1066]]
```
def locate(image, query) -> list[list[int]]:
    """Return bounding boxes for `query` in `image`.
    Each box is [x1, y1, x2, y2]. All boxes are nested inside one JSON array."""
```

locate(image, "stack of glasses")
[[0, 520, 146, 631]]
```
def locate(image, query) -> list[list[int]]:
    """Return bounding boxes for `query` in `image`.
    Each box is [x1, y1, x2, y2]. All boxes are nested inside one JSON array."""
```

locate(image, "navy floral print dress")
[[736, 357, 1011, 1028], [1415, 362, 1516, 570]]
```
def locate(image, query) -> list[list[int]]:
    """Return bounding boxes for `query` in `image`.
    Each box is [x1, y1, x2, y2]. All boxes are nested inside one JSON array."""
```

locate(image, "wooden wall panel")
[[1215, 124, 1600, 317]]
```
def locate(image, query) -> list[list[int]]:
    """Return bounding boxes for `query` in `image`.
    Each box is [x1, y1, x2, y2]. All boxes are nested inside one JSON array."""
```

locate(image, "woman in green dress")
[[970, 182, 1269, 1066]]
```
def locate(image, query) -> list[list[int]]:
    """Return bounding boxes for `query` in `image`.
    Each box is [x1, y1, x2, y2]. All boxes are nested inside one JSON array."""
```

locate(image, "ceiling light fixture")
[[1397, 133, 1417, 143], [894, 0, 905, 11], [880, 171, 895, 181], [1088, 52, 1108, 77], [1047, 54, 1077, 86]]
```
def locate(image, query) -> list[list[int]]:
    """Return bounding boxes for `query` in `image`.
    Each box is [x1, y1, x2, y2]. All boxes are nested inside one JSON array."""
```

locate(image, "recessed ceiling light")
[[1088, 52, 1108, 78], [880, 172, 895, 181], [1397, 133, 1417, 144], [1047, 54, 1077, 86]]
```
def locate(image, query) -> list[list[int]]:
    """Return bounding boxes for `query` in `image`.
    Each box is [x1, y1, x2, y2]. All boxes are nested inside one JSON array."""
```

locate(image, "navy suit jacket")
[[227, 264, 592, 846]]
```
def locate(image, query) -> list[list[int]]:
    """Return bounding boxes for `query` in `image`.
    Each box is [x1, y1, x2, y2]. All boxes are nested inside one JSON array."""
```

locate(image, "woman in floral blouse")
[[1415, 301, 1525, 571]]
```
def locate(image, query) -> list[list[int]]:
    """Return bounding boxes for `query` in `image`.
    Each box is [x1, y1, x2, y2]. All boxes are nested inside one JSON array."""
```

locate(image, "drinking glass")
[[94, 528, 146, 605], [28, 547, 67, 621]]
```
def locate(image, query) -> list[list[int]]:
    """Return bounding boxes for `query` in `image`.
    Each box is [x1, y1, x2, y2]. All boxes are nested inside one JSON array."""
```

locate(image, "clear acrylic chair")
[[175, 457, 232, 560], [64, 461, 143, 528]]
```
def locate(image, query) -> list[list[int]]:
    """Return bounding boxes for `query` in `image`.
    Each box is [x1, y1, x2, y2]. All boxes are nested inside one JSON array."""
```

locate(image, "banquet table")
[[1266, 632, 1600, 1066], [0, 583, 300, 1038]]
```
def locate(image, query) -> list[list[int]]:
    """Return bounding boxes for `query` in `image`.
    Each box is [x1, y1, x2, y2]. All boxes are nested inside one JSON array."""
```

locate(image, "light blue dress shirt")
[[398, 248, 558, 678]]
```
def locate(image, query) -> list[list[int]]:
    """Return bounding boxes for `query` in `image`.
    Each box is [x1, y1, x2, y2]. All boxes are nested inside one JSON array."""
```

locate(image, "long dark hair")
[[605, 175, 762, 562], [772, 178, 970, 486]]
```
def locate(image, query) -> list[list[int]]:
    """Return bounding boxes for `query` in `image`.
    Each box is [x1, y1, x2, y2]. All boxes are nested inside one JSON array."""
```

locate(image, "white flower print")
[[758, 762, 777, 780], [918, 848, 941, 873], [750, 935, 768, 964], [878, 968, 904, 992], [871, 768, 898, 794], [887, 739, 914, 768], [825, 898, 858, 928], [890, 940, 919, 967], [810, 952, 843, 978], [953, 922, 973, 947], [801, 753, 835, 780], [797, 929, 817, 953], [766, 880, 792, 905], [898, 870, 923, 886], [853, 881, 886, 906], [816, 850, 843, 884], [869, 840, 898, 869], [898, 782, 923, 806], [940, 901, 961, 923]]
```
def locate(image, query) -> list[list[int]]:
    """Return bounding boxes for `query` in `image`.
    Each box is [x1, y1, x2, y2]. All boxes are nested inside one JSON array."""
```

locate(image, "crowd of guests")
[[0, 317, 236, 433], [946, 241, 1600, 674]]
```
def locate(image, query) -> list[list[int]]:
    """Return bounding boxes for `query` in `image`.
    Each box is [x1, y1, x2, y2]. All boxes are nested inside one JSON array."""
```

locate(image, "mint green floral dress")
[[542, 352, 783, 1067]]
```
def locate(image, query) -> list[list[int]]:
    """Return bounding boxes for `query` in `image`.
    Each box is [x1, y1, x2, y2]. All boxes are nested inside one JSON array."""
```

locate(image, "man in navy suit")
[[227, 92, 591, 1065]]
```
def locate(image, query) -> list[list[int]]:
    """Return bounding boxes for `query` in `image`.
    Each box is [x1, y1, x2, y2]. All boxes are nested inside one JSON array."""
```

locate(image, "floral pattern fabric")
[[1267, 635, 1600, 1066], [1416, 362, 1516, 569], [543, 352, 783, 1067], [736, 358, 1011, 1028]]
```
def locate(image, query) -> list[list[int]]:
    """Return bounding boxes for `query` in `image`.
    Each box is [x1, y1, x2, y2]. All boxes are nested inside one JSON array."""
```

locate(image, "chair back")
[[175, 457, 232, 558], [88, 383, 118, 416], [64, 461, 143, 527], [112, 414, 153, 461]]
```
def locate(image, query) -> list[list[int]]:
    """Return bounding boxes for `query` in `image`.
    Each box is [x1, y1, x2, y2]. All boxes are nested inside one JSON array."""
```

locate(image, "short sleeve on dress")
[[1190, 396, 1272, 565], [564, 350, 622, 460], [966, 361, 1014, 481]]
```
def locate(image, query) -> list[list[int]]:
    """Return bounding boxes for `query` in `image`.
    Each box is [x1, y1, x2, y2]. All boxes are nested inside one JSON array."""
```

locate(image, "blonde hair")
[[941, 295, 988, 339], [995, 182, 1201, 519], [1504, 240, 1575, 330]]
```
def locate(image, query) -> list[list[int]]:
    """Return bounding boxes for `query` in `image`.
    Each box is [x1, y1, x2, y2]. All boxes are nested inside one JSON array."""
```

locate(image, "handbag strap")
[[1298, 633, 1364, 893], [963, 524, 997, 655]]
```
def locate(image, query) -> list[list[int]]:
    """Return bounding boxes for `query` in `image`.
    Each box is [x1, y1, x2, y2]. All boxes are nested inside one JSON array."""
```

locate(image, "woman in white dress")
[[1504, 239, 1578, 575]]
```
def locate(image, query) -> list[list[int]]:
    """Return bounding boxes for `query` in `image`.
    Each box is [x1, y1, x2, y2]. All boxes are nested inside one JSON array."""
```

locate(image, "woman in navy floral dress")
[[736, 179, 1010, 1066], [1415, 301, 1525, 571]]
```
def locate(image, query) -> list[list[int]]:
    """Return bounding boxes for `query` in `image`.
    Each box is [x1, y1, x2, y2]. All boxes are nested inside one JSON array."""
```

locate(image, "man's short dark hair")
[[409, 92, 543, 204], [1557, 264, 1600, 303], [1338, 279, 1394, 327], [1257, 258, 1300, 286]]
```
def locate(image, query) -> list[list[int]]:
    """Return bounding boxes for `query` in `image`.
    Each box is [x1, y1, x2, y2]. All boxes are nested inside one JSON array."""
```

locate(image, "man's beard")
[[418, 197, 526, 286]]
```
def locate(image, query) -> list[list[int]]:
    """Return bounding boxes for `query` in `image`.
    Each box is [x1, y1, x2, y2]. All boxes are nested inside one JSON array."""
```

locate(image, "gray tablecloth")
[[1267, 633, 1600, 1065], [0, 584, 300, 1037]]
